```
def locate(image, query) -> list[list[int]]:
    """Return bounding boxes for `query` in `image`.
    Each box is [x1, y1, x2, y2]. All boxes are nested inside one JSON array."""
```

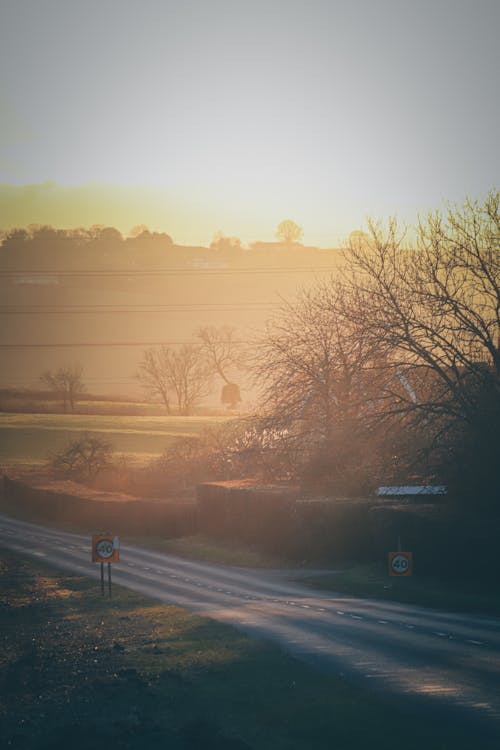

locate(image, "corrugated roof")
[[375, 485, 447, 496]]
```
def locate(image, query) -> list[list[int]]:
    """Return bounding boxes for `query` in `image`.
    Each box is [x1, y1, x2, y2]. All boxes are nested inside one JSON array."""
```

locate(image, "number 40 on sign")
[[388, 551, 413, 576]]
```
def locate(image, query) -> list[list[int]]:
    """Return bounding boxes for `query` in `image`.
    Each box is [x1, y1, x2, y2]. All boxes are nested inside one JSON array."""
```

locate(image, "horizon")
[[1, 1, 499, 246]]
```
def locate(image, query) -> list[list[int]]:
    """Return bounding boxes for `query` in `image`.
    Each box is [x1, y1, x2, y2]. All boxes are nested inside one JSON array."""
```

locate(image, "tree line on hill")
[[0, 218, 308, 268]]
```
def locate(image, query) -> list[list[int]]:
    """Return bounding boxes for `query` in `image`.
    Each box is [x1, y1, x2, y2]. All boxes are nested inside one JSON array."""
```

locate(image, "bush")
[[49, 433, 113, 481]]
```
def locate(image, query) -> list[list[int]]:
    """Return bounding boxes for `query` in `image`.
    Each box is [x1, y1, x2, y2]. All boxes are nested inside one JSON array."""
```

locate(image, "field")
[[0, 413, 234, 467], [0, 549, 483, 750]]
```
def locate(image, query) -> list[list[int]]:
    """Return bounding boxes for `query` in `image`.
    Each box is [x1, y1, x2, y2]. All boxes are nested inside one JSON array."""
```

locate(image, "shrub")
[[49, 433, 113, 481]]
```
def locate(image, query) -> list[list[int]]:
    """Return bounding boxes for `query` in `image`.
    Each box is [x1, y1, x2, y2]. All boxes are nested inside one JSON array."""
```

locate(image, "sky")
[[0, 0, 498, 246]]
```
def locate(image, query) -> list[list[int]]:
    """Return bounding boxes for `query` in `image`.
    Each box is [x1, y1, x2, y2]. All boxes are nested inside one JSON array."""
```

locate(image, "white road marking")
[[466, 639, 484, 646]]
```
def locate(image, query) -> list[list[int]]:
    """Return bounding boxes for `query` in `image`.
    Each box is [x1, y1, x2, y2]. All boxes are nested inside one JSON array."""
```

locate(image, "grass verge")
[[0, 548, 487, 750], [300, 561, 500, 617], [127, 534, 291, 569]]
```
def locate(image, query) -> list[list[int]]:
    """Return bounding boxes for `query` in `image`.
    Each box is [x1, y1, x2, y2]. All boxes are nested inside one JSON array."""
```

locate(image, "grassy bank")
[[300, 561, 500, 617], [0, 549, 485, 750]]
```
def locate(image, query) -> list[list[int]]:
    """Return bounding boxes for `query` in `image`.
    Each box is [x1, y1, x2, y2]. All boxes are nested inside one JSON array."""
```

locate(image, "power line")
[[0, 340, 252, 348], [0, 303, 277, 314], [0, 264, 341, 278]]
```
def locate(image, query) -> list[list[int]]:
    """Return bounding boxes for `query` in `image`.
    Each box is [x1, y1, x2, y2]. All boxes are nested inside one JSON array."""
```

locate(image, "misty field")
[[0, 413, 233, 466]]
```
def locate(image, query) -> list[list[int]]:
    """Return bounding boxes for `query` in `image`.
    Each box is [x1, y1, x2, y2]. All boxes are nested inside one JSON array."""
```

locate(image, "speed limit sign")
[[388, 551, 412, 576], [92, 534, 120, 563]]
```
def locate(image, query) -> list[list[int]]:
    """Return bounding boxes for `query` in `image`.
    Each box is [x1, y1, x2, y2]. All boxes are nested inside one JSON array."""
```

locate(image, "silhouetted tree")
[[210, 232, 242, 251], [49, 433, 112, 480], [169, 344, 212, 415], [340, 191, 500, 506], [3, 228, 29, 245], [197, 325, 243, 409], [137, 346, 172, 413], [129, 224, 149, 238], [40, 362, 85, 412], [137, 344, 212, 415], [252, 284, 384, 491], [276, 219, 303, 244]]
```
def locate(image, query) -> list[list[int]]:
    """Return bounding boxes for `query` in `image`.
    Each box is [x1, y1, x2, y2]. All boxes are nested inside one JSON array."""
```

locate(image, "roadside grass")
[[0, 549, 486, 750], [0, 413, 233, 465], [127, 534, 292, 569], [300, 561, 500, 617], [127, 537, 500, 617]]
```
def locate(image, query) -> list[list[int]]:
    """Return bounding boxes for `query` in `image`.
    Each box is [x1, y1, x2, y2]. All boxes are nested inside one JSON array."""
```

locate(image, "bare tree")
[[252, 283, 384, 490], [276, 219, 303, 244], [137, 346, 172, 414], [169, 344, 212, 415], [49, 433, 112, 480], [137, 344, 212, 415], [340, 191, 500, 503], [197, 325, 243, 409], [342, 191, 500, 429], [40, 362, 85, 412]]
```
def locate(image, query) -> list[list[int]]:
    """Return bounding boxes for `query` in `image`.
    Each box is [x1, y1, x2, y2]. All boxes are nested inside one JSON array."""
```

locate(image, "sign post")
[[92, 533, 120, 597]]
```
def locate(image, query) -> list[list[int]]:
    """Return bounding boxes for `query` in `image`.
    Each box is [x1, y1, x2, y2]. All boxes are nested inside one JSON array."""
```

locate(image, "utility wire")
[[0, 340, 252, 348], [0, 264, 341, 278], [0, 303, 277, 314]]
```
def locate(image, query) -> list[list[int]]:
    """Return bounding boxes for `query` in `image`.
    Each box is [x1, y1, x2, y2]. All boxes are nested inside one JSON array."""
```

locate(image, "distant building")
[[375, 485, 447, 502]]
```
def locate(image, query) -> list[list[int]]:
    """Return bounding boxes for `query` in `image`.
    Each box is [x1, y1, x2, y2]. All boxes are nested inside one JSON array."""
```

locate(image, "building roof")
[[375, 485, 447, 496]]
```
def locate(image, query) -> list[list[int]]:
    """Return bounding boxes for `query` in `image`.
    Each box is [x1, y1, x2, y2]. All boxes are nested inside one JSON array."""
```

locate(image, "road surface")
[[1, 512, 499, 741]]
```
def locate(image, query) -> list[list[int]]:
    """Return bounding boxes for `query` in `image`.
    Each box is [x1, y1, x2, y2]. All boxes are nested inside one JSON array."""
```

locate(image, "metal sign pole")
[[92, 534, 120, 596]]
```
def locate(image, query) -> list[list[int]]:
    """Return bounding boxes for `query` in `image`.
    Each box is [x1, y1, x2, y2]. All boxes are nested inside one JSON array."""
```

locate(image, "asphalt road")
[[1, 512, 499, 741]]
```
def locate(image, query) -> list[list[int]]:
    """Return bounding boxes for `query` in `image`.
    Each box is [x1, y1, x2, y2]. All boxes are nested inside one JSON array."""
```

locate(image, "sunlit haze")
[[1, 0, 498, 245]]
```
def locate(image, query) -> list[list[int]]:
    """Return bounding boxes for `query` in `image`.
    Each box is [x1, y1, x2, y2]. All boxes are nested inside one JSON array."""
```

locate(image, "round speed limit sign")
[[92, 534, 120, 563], [96, 539, 114, 559], [388, 551, 412, 576]]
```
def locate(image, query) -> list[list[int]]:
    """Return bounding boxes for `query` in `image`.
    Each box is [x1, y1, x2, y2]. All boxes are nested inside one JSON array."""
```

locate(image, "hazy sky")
[[0, 0, 498, 245]]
